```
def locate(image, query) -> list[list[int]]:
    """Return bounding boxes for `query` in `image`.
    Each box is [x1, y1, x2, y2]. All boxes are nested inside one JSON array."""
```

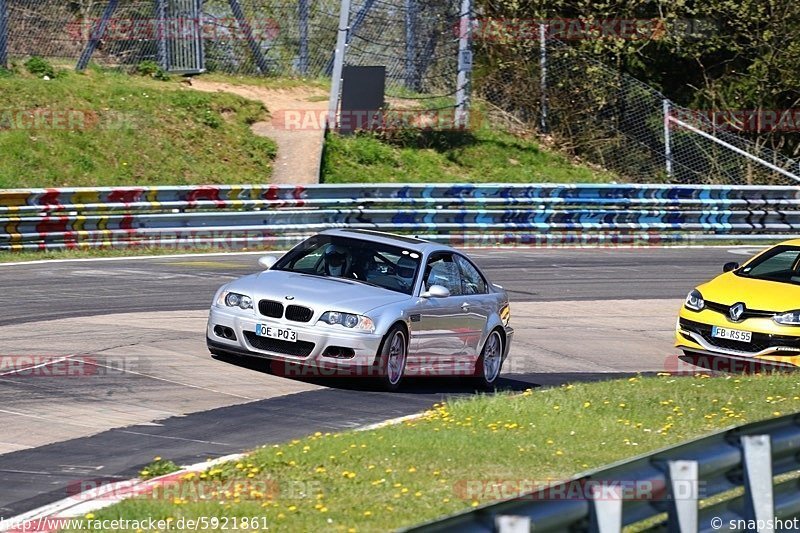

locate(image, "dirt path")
[[189, 80, 329, 185]]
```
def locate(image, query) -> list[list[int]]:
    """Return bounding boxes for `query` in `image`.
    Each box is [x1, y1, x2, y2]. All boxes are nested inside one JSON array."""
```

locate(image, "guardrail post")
[[741, 435, 774, 531], [495, 515, 530, 533], [666, 460, 698, 533], [589, 483, 623, 533]]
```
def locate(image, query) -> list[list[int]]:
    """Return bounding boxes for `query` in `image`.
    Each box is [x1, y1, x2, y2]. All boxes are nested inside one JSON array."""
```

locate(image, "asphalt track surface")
[[0, 246, 767, 516], [0, 247, 749, 326]]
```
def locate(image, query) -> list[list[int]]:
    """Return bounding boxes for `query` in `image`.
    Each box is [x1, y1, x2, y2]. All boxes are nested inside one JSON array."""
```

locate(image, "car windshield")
[[736, 245, 800, 285], [273, 235, 422, 295]]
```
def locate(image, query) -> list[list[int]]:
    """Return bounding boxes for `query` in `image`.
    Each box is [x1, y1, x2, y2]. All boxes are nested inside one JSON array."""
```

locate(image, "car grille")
[[259, 300, 284, 318], [285, 305, 314, 322], [680, 318, 800, 354], [243, 332, 315, 357], [704, 300, 774, 320]]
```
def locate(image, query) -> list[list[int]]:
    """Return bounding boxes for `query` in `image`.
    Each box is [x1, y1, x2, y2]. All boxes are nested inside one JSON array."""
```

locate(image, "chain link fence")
[[476, 31, 800, 185], [340, 0, 462, 110], [0, 0, 341, 76]]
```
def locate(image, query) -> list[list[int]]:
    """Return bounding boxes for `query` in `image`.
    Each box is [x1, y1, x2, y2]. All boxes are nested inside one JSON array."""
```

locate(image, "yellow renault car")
[[676, 240, 800, 368]]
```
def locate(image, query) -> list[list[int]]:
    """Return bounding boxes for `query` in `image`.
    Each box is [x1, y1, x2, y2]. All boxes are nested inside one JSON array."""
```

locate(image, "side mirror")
[[723, 261, 740, 273], [258, 255, 278, 270], [421, 284, 450, 298]]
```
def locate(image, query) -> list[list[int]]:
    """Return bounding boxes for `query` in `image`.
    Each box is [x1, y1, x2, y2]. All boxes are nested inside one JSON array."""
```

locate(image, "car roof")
[[319, 228, 454, 254]]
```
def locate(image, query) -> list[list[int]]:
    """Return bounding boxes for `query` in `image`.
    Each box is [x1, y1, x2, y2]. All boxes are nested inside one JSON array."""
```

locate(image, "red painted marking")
[[39, 189, 62, 207], [36, 217, 69, 235], [186, 186, 224, 208], [118, 215, 135, 230], [107, 188, 145, 204], [263, 185, 279, 201]]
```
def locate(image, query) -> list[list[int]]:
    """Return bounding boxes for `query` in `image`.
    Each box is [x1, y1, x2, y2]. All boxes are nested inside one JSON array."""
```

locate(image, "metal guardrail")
[[404, 413, 800, 532], [1, 183, 800, 250]]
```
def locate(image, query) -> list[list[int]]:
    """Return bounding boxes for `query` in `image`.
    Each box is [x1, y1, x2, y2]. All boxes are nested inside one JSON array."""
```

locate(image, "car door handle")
[[461, 302, 470, 311]]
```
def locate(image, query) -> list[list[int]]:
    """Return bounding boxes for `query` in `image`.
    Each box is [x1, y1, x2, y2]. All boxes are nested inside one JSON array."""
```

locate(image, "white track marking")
[[80, 359, 258, 401]]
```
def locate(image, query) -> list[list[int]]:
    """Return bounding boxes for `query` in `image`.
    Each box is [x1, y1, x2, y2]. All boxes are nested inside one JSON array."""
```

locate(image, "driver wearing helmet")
[[395, 255, 417, 289], [323, 244, 351, 277]]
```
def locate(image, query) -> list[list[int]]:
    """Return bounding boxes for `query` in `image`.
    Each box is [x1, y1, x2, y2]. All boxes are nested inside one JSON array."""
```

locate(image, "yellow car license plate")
[[711, 326, 752, 343]]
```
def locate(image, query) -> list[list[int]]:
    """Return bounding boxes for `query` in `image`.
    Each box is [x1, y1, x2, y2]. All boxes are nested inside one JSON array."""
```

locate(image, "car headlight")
[[318, 311, 375, 332], [684, 289, 704, 311], [774, 311, 800, 325], [219, 291, 253, 310]]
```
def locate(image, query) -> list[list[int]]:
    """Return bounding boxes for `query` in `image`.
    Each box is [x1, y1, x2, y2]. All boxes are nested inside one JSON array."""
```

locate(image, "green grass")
[[0, 66, 276, 187], [0, 246, 279, 264], [63, 373, 800, 532], [321, 126, 613, 183]]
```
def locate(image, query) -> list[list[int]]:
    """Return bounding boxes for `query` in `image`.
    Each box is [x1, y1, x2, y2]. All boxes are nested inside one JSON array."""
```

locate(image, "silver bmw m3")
[[207, 229, 513, 390]]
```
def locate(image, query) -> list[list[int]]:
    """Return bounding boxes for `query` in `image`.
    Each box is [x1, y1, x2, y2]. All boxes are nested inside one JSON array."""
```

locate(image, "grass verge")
[[0, 247, 274, 264], [64, 373, 800, 532], [0, 64, 276, 187], [321, 126, 614, 183]]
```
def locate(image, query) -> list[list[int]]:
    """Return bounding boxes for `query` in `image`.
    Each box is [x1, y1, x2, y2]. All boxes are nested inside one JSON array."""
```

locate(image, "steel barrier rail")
[[2, 183, 799, 251], [403, 413, 800, 533]]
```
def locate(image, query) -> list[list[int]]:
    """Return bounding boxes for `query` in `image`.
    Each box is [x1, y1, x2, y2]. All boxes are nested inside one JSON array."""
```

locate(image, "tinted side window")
[[455, 255, 487, 294], [423, 254, 462, 296]]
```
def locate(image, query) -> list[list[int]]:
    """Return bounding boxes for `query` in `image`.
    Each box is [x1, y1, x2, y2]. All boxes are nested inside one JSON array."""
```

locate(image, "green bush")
[[135, 60, 170, 81], [24, 57, 56, 78]]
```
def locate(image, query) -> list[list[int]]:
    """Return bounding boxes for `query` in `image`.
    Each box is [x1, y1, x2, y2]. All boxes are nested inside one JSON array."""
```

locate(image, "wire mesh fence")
[[476, 33, 800, 185], [0, 0, 341, 76], [341, 0, 462, 111]]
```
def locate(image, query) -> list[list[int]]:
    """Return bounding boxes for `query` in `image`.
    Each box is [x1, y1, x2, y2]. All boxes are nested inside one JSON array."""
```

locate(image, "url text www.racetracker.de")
[[1, 516, 269, 532]]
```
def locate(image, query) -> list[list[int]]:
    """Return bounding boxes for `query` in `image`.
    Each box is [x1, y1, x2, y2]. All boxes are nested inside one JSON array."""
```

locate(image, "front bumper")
[[675, 307, 800, 368], [207, 306, 384, 367]]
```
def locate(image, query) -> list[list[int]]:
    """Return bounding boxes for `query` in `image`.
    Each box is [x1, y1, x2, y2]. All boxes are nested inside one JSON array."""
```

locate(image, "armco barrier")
[[2, 183, 800, 250], [404, 413, 800, 532]]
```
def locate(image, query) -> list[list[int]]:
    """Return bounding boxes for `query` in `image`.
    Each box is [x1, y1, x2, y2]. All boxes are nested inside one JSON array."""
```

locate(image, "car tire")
[[472, 329, 504, 390], [376, 325, 408, 391]]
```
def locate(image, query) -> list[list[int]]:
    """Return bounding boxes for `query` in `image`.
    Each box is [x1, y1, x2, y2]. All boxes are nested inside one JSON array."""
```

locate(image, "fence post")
[[76, 0, 119, 71], [324, 0, 374, 76], [298, 0, 309, 75], [327, 0, 352, 131], [539, 23, 548, 133], [663, 99, 673, 180], [228, 0, 270, 74], [454, 0, 472, 128], [154, 0, 167, 70], [0, 0, 8, 69], [404, 0, 417, 90]]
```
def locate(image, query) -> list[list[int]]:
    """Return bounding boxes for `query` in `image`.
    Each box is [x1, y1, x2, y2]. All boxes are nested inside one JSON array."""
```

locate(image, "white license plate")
[[255, 324, 296, 342], [712, 326, 752, 343]]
